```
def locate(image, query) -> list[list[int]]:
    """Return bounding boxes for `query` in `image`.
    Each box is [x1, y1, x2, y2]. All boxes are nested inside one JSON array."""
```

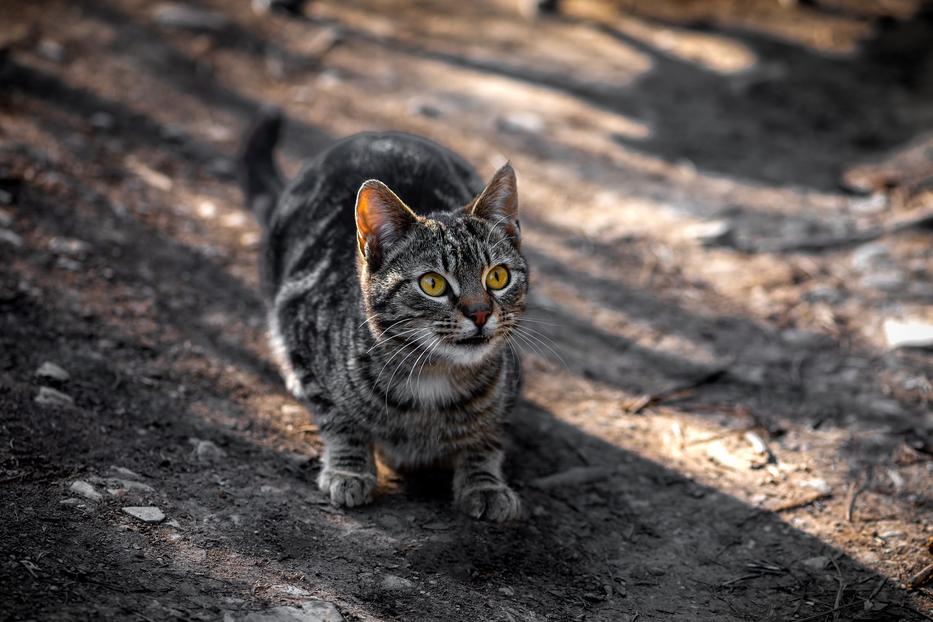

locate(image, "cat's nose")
[[461, 302, 491, 328], [468, 309, 490, 328]]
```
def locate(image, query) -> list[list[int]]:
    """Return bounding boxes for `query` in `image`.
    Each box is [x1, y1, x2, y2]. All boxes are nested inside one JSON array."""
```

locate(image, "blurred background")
[[1, 1, 932, 621]]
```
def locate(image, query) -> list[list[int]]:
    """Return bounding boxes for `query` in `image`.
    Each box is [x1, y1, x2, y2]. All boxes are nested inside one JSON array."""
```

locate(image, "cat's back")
[[264, 132, 483, 292]]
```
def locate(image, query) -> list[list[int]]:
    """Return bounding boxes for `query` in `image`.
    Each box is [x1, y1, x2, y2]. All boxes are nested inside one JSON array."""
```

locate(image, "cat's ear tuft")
[[469, 163, 520, 246], [355, 179, 417, 269]]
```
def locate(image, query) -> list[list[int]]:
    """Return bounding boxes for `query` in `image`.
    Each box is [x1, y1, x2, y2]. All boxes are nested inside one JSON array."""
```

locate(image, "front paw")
[[318, 469, 376, 508], [456, 485, 523, 522]]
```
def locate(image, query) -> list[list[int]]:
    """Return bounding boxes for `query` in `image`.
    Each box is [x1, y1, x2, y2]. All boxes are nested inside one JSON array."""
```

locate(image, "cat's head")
[[355, 164, 527, 367]]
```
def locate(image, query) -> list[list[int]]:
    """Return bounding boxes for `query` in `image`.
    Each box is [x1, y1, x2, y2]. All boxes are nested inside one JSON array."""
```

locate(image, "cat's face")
[[356, 165, 527, 367]]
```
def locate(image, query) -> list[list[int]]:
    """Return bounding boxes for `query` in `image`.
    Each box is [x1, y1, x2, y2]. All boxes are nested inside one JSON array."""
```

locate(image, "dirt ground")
[[1, 0, 932, 620]]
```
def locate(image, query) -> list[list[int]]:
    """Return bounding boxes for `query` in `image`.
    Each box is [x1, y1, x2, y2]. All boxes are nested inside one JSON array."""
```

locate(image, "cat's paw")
[[455, 485, 523, 522], [318, 469, 376, 508]]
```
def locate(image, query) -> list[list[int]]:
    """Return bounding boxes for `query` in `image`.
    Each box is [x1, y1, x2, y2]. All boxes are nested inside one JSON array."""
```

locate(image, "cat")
[[239, 110, 528, 521]]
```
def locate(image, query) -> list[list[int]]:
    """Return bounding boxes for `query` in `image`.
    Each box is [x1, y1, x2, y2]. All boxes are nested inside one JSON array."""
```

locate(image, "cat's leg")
[[453, 446, 522, 522], [317, 427, 377, 508]]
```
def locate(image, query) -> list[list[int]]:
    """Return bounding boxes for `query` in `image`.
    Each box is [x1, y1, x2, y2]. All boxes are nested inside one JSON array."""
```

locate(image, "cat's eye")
[[485, 265, 510, 291], [419, 272, 448, 297]]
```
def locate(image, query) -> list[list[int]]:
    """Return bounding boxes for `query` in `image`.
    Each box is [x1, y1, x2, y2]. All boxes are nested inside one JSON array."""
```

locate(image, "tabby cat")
[[239, 111, 527, 521]]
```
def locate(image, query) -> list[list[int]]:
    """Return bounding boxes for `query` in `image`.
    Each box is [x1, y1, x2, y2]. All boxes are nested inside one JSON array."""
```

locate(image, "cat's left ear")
[[469, 163, 520, 247], [355, 179, 418, 270]]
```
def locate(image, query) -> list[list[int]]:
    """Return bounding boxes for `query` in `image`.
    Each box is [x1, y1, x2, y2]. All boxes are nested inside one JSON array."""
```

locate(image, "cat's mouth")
[[454, 334, 492, 347]]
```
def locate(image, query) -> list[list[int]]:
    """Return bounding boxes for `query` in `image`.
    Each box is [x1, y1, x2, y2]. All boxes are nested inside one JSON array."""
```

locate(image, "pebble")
[[35, 386, 74, 407], [883, 319, 933, 349], [496, 112, 545, 134], [860, 271, 905, 292], [240, 601, 344, 622], [802, 555, 829, 570], [89, 112, 115, 131], [800, 478, 831, 495], [36, 361, 69, 382], [48, 236, 90, 256], [380, 574, 415, 591], [191, 438, 226, 463], [0, 228, 23, 248], [70, 480, 102, 502], [110, 466, 143, 479], [498, 586, 515, 596], [682, 219, 734, 246], [530, 466, 615, 490], [153, 3, 230, 31], [122, 506, 165, 523], [850, 242, 890, 272], [36, 39, 66, 63]]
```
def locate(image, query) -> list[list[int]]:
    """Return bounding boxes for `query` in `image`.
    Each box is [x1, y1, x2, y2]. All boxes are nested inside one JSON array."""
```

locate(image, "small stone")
[[48, 236, 90, 256], [191, 438, 226, 463], [0, 229, 23, 248], [35, 386, 73, 407], [883, 319, 933, 349], [380, 574, 414, 591], [850, 242, 891, 272], [0, 208, 11, 227], [36, 39, 66, 63], [153, 3, 230, 31], [683, 219, 734, 246], [498, 586, 515, 596], [110, 466, 143, 480], [89, 112, 114, 130], [69, 480, 102, 502], [279, 584, 311, 597], [496, 112, 545, 134], [860, 271, 905, 292], [122, 506, 165, 523], [802, 555, 829, 570], [241, 601, 344, 622], [800, 478, 831, 495], [36, 361, 69, 382], [59, 497, 81, 506]]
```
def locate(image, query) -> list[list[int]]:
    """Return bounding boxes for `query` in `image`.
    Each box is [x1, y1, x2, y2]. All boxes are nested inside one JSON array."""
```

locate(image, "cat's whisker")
[[405, 336, 438, 394], [366, 318, 415, 351], [384, 334, 436, 414], [373, 329, 434, 384], [367, 324, 426, 353], [513, 326, 570, 371], [484, 213, 512, 246]]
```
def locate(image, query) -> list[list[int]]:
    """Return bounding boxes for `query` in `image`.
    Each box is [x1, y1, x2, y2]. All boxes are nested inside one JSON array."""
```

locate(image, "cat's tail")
[[239, 107, 284, 227]]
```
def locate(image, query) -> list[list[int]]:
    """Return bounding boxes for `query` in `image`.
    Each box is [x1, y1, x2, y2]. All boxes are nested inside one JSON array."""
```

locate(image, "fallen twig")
[[772, 492, 832, 513], [625, 368, 728, 414], [907, 562, 933, 590], [753, 207, 933, 254]]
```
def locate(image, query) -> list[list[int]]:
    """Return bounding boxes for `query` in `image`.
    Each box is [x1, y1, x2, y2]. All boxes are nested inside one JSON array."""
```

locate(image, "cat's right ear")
[[355, 180, 418, 269]]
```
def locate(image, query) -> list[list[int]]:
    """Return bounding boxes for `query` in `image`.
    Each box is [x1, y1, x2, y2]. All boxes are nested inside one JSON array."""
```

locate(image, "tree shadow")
[[300, 2, 933, 191]]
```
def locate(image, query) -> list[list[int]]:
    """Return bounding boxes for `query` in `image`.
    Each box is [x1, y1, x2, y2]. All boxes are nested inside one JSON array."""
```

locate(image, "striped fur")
[[240, 112, 527, 521]]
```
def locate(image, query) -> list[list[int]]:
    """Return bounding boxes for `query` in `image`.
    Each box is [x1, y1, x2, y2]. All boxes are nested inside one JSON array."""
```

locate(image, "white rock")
[[683, 219, 733, 245], [380, 574, 415, 591], [36, 362, 70, 382], [800, 478, 831, 495], [110, 466, 143, 480], [153, 3, 230, 31], [240, 601, 344, 622], [191, 438, 226, 463], [70, 480, 102, 502], [496, 112, 545, 133], [850, 242, 890, 272], [802, 555, 829, 570], [860, 271, 905, 292], [35, 386, 73, 407], [122, 506, 165, 523], [883, 319, 933, 349], [0, 229, 23, 247], [278, 584, 311, 597]]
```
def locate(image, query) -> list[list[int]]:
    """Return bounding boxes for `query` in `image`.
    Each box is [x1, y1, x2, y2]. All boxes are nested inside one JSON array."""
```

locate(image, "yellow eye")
[[485, 265, 510, 291], [419, 272, 447, 297]]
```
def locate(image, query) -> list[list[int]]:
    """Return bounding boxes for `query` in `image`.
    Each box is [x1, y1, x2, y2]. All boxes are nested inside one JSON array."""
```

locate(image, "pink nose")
[[468, 309, 490, 327]]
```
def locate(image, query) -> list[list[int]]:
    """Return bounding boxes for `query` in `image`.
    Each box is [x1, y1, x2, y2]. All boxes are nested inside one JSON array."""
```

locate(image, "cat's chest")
[[402, 371, 463, 408]]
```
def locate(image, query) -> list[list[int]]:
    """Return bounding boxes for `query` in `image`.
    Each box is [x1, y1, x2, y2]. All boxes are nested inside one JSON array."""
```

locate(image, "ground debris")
[[34, 386, 73, 407], [122, 506, 165, 523], [69, 480, 102, 502], [529, 466, 615, 490], [35, 361, 69, 382], [236, 600, 344, 622]]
